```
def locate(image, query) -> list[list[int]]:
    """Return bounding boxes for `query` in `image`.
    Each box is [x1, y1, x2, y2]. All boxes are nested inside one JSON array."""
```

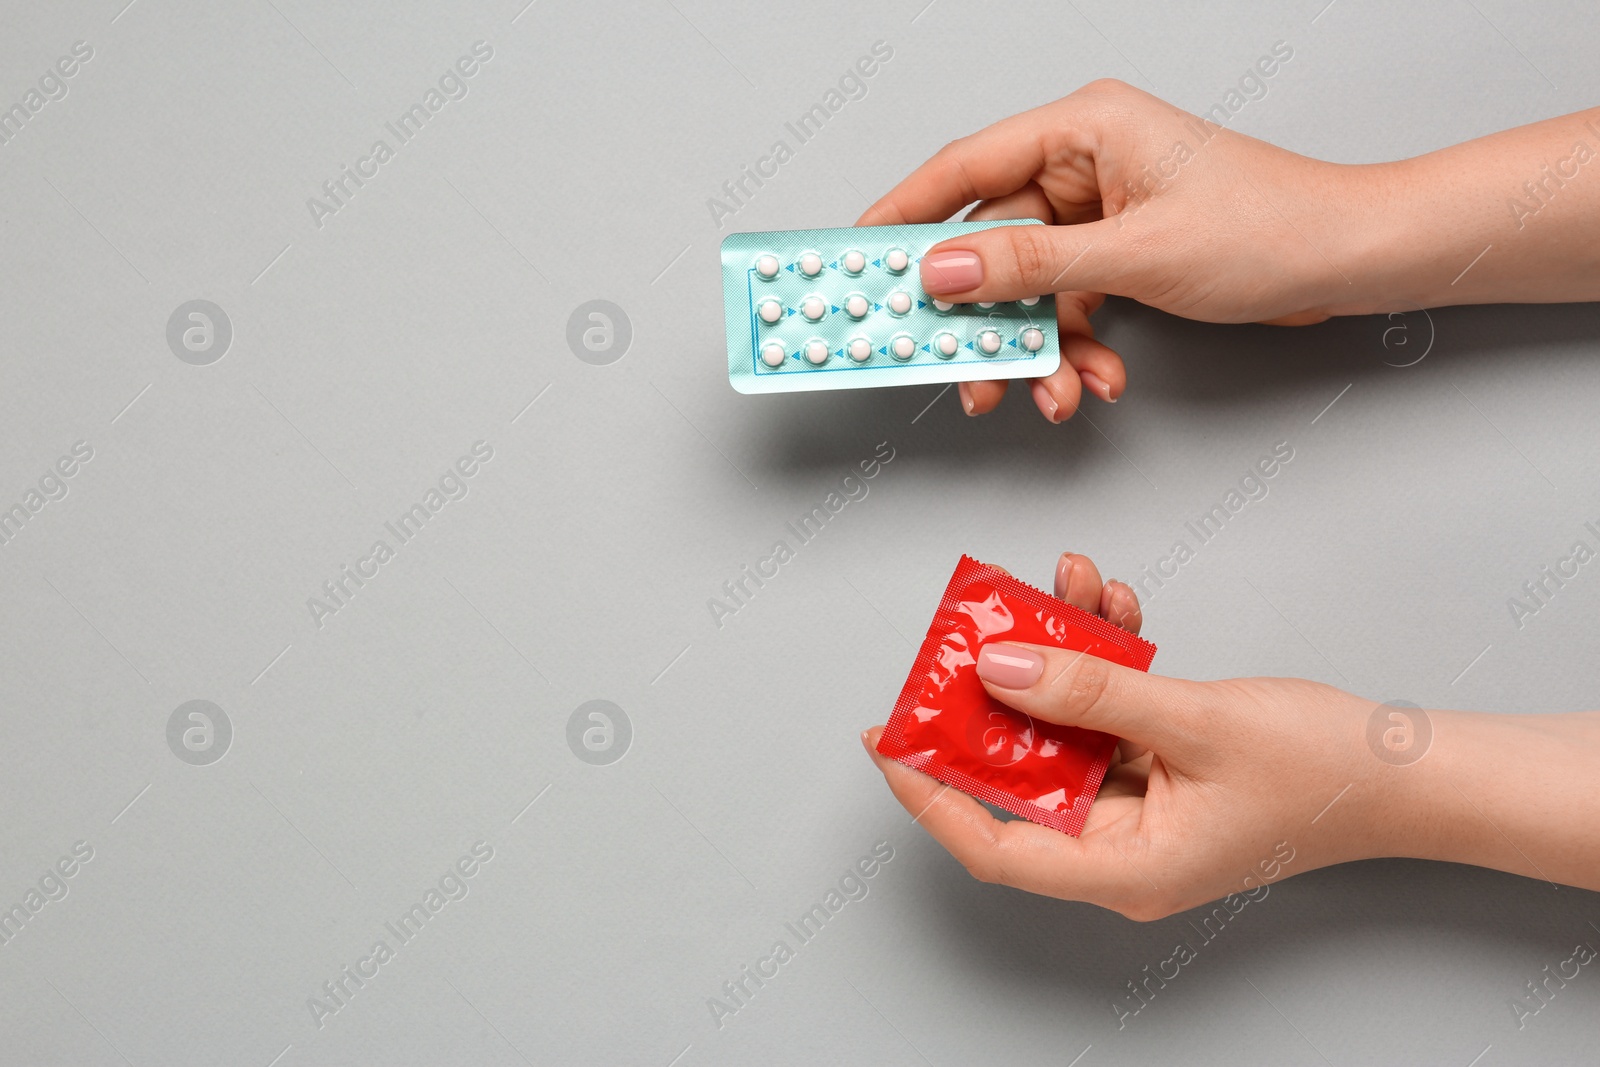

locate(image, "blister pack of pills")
[[876, 556, 1157, 837], [721, 222, 1060, 394]]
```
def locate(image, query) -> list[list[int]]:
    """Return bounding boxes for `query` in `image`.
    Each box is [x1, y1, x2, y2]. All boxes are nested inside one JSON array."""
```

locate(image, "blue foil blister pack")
[[721, 222, 1060, 394]]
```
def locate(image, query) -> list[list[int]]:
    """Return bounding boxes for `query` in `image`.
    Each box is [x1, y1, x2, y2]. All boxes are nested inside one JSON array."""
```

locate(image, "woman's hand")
[[863, 553, 1399, 920], [862, 81, 1600, 421], [858, 78, 1398, 420]]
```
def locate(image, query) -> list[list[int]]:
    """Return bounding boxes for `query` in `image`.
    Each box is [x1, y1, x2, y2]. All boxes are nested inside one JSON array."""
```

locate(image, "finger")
[[861, 727, 1141, 901], [920, 219, 1138, 303], [1057, 313, 1125, 405], [964, 181, 1054, 225], [1101, 580, 1143, 635], [855, 105, 1072, 227], [1054, 552, 1105, 612], [974, 643, 1204, 753], [960, 185, 1053, 416]]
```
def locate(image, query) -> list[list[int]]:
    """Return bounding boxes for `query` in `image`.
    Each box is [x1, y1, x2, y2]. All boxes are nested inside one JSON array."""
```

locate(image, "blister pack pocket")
[[722, 222, 1060, 394], [877, 556, 1157, 837]]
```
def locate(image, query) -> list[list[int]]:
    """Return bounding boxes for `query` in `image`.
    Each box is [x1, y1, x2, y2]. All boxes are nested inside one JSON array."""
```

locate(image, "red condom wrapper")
[[877, 555, 1157, 836]]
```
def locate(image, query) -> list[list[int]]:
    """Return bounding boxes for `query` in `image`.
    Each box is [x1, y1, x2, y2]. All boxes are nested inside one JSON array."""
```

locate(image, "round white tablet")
[[891, 335, 916, 360], [801, 296, 826, 321], [934, 332, 959, 358], [1020, 295, 1040, 306], [757, 299, 783, 324], [847, 337, 872, 362], [842, 249, 866, 274], [932, 298, 954, 312], [1019, 327, 1045, 352], [844, 293, 869, 318], [977, 329, 1002, 355], [804, 339, 829, 365], [761, 342, 787, 367], [977, 301, 995, 309], [887, 290, 912, 315], [884, 248, 909, 272], [755, 254, 779, 279], [799, 252, 823, 276]]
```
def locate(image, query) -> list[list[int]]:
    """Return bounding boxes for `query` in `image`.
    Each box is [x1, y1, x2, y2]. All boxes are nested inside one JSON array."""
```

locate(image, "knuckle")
[[963, 857, 1001, 884], [1119, 893, 1176, 923], [1005, 225, 1052, 285], [1081, 77, 1133, 100], [1056, 653, 1114, 719]]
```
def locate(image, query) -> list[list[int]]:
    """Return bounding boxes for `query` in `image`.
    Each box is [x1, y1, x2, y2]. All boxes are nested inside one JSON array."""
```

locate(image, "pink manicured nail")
[[921, 250, 983, 293], [1081, 370, 1115, 402], [1030, 381, 1059, 422], [976, 643, 1044, 689], [1055, 553, 1076, 599], [958, 382, 976, 415]]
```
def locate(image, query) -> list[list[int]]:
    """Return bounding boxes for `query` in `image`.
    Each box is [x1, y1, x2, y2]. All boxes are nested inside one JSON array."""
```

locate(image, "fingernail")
[[976, 643, 1044, 689], [860, 729, 872, 748], [921, 250, 982, 293], [1029, 381, 1059, 422], [1081, 370, 1115, 402], [958, 382, 976, 415], [1055, 553, 1075, 598]]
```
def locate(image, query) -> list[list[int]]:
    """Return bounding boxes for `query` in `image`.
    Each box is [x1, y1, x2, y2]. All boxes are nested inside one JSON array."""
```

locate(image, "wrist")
[[1314, 157, 1447, 317], [1359, 708, 1600, 890]]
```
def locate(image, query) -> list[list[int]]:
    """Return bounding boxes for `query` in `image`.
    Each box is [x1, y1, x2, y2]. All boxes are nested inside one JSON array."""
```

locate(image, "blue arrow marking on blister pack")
[[917, 300, 926, 309], [872, 258, 882, 267], [831, 305, 840, 313], [785, 263, 794, 272], [878, 346, 887, 355], [785, 307, 796, 317], [1007, 338, 1018, 347], [921, 344, 930, 352], [964, 341, 973, 350]]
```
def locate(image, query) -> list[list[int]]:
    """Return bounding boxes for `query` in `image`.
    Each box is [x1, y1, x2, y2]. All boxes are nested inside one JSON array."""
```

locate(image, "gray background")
[[2, 0, 1598, 1063]]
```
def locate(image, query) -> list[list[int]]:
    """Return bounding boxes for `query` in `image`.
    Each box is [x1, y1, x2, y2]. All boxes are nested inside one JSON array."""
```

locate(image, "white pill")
[[891, 335, 916, 360], [934, 332, 959, 357], [757, 299, 783, 324], [887, 290, 912, 315], [842, 249, 866, 274], [801, 296, 826, 321], [848, 337, 872, 362], [977, 329, 1002, 355], [932, 298, 954, 312], [977, 301, 995, 309], [845, 294, 869, 318], [755, 254, 779, 279], [1020, 295, 1040, 306], [761, 342, 787, 367], [804, 339, 829, 365], [1020, 327, 1045, 352], [799, 252, 823, 276], [885, 248, 909, 272]]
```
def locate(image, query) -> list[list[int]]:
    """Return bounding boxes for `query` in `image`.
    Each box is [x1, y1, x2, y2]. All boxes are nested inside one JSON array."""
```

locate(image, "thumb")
[[974, 641, 1206, 755], [919, 220, 1143, 302]]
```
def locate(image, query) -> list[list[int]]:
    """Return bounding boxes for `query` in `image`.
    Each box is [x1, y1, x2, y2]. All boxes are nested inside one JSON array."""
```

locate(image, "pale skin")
[[857, 79, 1600, 421], [863, 555, 1600, 919], [857, 83, 1600, 916]]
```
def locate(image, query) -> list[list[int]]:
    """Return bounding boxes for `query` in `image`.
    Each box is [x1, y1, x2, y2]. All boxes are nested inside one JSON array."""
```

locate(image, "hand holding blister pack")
[[721, 223, 1060, 393], [876, 556, 1156, 836]]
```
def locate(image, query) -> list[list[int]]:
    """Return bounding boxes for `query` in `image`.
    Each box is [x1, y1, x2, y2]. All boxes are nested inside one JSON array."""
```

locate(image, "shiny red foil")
[[877, 555, 1157, 836]]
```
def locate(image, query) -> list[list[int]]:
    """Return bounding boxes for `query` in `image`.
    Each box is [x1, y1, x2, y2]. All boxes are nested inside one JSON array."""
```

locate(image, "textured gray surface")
[[2, 1, 1599, 1064]]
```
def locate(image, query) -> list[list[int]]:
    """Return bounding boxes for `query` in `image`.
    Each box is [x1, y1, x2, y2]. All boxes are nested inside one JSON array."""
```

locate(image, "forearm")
[[1365, 708, 1600, 891], [1331, 107, 1600, 314]]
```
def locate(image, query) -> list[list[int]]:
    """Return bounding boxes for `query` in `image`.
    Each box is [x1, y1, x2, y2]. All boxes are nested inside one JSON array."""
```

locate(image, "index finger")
[[854, 106, 1060, 227]]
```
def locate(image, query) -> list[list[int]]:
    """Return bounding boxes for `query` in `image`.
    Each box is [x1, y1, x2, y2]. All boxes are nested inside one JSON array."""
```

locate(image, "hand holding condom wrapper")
[[876, 556, 1156, 835]]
